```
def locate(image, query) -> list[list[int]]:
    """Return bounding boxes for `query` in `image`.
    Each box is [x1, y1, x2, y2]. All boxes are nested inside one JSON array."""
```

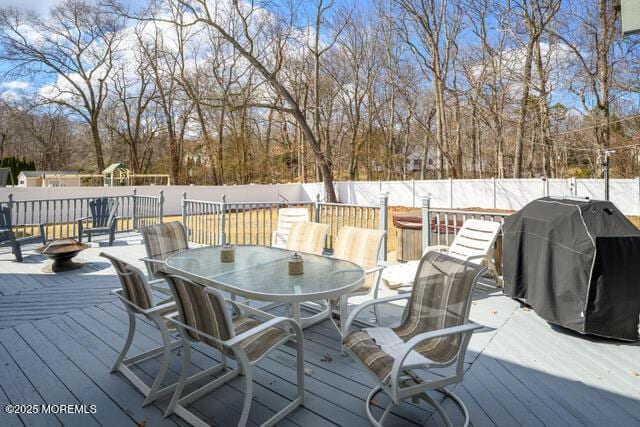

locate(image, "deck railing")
[[181, 193, 389, 254], [421, 196, 510, 275], [1, 191, 164, 240]]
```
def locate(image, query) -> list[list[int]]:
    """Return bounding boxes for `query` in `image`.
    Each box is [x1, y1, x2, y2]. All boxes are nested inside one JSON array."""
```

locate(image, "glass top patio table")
[[165, 245, 365, 302]]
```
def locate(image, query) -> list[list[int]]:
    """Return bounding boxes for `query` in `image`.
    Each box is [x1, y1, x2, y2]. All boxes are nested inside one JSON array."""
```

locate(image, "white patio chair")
[[342, 251, 485, 426], [163, 274, 305, 427], [329, 226, 387, 336], [271, 208, 310, 248], [100, 252, 183, 406], [284, 221, 329, 255], [140, 221, 190, 294], [382, 219, 501, 289]]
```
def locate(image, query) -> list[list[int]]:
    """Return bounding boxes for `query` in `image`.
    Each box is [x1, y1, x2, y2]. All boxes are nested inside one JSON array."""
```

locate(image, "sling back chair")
[[140, 221, 190, 294], [329, 226, 386, 336], [163, 274, 305, 427], [271, 207, 310, 248], [101, 252, 183, 406], [1, 206, 46, 262], [284, 221, 330, 255], [382, 219, 501, 289], [78, 198, 119, 246], [342, 251, 485, 426]]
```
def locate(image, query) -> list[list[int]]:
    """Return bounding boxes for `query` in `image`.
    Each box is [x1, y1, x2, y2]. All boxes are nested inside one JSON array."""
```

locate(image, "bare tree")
[[0, 0, 124, 171], [509, 0, 561, 178]]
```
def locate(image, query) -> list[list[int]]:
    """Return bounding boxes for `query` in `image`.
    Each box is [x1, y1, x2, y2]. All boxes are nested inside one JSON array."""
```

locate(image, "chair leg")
[[296, 335, 305, 405], [238, 357, 253, 427], [13, 242, 23, 262], [112, 309, 136, 373], [339, 294, 348, 337], [165, 339, 192, 417], [143, 316, 173, 406]]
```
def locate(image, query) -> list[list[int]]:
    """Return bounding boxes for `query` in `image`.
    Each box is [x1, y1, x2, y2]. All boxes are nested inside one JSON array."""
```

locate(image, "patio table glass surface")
[[165, 245, 365, 301]]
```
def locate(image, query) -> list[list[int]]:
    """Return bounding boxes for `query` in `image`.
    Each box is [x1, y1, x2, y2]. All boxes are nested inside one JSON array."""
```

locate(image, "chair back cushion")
[[441, 219, 501, 265], [0, 206, 12, 229], [393, 251, 483, 364], [165, 275, 232, 350], [273, 208, 310, 247], [140, 221, 189, 276], [333, 226, 385, 289], [285, 222, 329, 255], [101, 252, 153, 310]]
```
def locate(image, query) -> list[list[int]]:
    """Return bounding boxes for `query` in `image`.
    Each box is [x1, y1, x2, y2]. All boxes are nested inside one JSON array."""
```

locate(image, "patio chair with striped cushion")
[[100, 252, 183, 406], [284, 221, 329, 255], [163, 274, 305, 427], [140, 221, 190, 294], [342, 251, 485, 426], [329, 226, 386, 336]]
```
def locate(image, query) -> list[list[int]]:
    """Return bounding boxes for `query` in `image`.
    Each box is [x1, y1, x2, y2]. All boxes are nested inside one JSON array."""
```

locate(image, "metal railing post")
[[181, 192, 187, 226], [159, 190, 164, 224], [132, 189, 138, 230], [449, 178, 454, 208], [219, 194, 227, 245], [571, 177, 578, 196], [492, 177, 497, 209], [314, 193, 321, 223], [422, 196, 431, 250], [379, 192, 389, 261]]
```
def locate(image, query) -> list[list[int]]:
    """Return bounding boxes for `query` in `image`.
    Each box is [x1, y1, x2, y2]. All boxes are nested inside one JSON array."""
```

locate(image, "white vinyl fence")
[[2, 178, 640, 216], [304, 178, 640, 215]]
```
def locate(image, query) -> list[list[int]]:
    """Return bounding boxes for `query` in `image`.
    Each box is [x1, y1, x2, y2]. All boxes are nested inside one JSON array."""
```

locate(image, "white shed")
[[17, 171, 81, 187]]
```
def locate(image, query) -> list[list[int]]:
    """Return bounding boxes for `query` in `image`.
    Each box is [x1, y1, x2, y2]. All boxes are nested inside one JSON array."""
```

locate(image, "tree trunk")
[[90, 119, 105, 172], [513, 36, 535, 178]]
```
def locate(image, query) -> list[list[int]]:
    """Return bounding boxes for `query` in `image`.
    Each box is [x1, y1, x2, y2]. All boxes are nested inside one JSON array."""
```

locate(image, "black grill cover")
[[503, 197, 640, 341]]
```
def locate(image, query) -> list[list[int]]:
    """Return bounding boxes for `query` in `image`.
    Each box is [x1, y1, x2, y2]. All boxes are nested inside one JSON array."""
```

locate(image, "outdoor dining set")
[[96, 207, 502, 427]]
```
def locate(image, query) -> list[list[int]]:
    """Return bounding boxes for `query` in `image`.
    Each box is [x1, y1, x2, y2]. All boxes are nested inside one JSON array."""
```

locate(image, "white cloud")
[[1, 80, 30, 90], [0, 0, 62, 14]]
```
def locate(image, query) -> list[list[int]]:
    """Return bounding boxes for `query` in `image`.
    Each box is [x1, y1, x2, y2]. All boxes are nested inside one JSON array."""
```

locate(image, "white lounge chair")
[[382, 219, 501, 288], [271, 207, 310, 248]]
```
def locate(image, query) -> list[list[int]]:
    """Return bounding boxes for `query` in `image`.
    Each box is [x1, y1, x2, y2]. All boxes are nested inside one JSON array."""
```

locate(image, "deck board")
[[0, 233, 638, 426]]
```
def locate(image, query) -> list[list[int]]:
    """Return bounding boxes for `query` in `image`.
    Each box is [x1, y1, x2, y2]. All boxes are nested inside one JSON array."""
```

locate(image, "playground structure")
[[100, 163, 171, 187], [20, 163, 172, 187]]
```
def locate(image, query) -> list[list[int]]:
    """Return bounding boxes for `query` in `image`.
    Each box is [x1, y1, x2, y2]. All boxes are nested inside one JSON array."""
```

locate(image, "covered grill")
[[503, 197, 640, 341]]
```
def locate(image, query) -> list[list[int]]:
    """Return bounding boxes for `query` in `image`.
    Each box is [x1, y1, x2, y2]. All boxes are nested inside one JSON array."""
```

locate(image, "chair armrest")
[[365, 265, 386, 275], [225, 316, 302, 348], [342, 294, 411, 336], [423, 245, 450, 254], [141, 257, 166, 266], [141, 300, 176, 316], [390, 322, 483, 383], [111, 289, 148, 313]]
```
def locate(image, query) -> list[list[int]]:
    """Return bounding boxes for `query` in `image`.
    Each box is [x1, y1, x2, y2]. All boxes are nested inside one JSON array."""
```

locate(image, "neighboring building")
[[17, 171, 81, 187]]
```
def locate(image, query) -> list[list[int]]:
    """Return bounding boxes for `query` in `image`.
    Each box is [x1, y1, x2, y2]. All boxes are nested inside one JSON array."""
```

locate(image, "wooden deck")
[[0, 234, 638, 426]]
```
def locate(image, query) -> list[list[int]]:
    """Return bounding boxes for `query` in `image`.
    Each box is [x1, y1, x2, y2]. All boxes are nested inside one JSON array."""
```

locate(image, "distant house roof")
[[102, 163, 128, 174], [19, 171, 77, 178]]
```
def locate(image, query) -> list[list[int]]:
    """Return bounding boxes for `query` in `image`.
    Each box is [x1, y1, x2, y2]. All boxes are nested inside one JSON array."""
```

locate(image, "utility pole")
[[602, 149, 615, 201]]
